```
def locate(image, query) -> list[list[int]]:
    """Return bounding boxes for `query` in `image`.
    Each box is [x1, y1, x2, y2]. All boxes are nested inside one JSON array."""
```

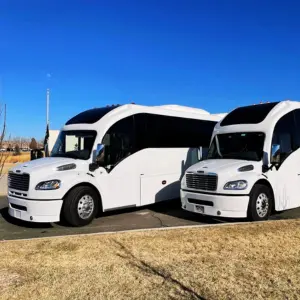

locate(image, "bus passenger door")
[[267, 110, 300, 211], [97, 115, 139, 210]]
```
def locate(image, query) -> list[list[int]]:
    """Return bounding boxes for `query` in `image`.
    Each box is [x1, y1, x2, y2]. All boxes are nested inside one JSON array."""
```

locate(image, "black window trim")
[[220, 102, 280, 127]]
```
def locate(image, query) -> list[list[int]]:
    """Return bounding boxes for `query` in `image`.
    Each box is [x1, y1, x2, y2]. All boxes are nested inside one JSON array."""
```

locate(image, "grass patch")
[[0, 220, 300, 299], [5, 152, 30, 164], [2, 153, 30, 174], [2, 163, 15, 175]]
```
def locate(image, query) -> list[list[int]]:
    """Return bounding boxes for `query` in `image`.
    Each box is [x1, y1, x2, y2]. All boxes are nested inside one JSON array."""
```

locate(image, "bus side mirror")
[[197, 147, 208, 161], [197, 147, 202, 161], [271, 144, 281, 160], [90, 144, 105, 171], [95, 144, 105, 159]]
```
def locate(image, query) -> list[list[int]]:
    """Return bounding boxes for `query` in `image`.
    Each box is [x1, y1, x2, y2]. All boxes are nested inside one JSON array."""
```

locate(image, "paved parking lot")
[[1, 195, 300, 240]]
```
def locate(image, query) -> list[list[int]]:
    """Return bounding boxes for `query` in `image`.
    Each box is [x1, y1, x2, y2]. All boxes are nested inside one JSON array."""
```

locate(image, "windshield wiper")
[[51, 153, 78, 159]]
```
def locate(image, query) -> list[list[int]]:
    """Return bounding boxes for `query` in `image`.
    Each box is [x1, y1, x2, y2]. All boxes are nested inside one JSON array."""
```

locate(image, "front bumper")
[[8, 195, 63, 223], [180, 189, 249, 218]]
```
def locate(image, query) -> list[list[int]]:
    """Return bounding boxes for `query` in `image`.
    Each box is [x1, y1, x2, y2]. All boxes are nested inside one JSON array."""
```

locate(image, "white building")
[[48, 130, 60, 154]]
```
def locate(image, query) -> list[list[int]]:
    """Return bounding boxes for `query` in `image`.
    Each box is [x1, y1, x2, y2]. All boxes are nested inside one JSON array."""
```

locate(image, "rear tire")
[[247, 184, 273, 221], [63, 186, 99, 227]]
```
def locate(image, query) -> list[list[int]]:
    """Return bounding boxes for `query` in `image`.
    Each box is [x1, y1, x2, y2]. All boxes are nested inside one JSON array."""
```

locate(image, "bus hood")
[[9, 157, 78, 174], [184, 159, 262, 194], [186, 159, 259, 174]]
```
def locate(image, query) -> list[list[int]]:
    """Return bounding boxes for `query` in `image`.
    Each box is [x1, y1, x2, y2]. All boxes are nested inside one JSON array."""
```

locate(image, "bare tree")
[[14, 144, 21, 156], [0, 104, 8, 178]]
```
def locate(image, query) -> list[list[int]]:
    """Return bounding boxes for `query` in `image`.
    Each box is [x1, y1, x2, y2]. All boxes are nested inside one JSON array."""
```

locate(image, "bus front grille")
[[8, 172, 30, 191], [186, 173, 217, 191]]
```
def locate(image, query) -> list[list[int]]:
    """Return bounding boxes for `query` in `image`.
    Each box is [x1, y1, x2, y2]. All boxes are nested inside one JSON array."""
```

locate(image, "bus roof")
[[65, 103, 226, 126]]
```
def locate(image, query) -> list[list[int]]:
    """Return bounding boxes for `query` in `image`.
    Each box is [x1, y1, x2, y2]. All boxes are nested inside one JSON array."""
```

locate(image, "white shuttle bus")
[[181, 100, 300, 221], [8, 103, 224, 226]]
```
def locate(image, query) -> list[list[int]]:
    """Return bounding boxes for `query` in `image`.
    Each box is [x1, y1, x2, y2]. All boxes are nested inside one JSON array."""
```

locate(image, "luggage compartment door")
[[140, 173, 180, 206]]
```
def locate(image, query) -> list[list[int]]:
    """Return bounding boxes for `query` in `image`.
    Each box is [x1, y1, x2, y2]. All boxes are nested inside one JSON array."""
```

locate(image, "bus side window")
[[102, 116, 135, 167], [293, 109, 300, 149], [136, 113, 216, 149], [271, 111, 296, 163]]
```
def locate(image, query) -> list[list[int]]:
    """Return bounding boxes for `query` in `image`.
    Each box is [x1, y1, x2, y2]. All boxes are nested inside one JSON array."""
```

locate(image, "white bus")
[[181, 100, 300, 221], [8, 103, 225, 226]]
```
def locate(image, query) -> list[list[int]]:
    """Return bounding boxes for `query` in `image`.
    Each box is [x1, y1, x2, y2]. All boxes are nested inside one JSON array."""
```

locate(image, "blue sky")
[[1, 0, 300, 139]]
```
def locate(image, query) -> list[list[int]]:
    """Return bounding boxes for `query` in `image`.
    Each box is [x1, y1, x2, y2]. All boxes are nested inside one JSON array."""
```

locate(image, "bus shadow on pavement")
[[0, 207, 54, 229]]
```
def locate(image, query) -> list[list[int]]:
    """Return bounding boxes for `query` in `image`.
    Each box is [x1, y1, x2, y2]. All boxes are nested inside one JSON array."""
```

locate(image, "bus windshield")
[[207, 132, 265, 161], [51, 130, 97, 160]]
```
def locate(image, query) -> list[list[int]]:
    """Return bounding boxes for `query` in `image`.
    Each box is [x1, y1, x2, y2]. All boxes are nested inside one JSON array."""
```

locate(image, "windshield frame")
[[50, 130, 97, 160], [207, 131, 266, 162]]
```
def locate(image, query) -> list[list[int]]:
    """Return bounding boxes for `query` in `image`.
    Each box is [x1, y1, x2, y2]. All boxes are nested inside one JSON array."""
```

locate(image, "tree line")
[[3, 137, 44, 153]]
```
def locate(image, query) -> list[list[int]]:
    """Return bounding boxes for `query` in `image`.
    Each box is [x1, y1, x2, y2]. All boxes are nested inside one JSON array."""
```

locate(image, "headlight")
[[224, 180, 247, 190], [56, 163, 76, 171], [35, 180, 61, 190]]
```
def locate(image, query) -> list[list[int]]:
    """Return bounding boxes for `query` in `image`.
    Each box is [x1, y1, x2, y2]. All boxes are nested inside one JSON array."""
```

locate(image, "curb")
[[0, 218, 293, 243]]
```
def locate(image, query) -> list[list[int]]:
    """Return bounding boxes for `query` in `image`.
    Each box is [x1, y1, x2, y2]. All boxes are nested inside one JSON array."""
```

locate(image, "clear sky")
[[1, 0, 300, 139]]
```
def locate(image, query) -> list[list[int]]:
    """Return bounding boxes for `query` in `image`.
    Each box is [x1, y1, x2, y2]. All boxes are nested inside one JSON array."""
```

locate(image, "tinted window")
[[66, 106, 121, 125], [101, 116, 134, 168], [220, 102, 279, 126], [100, 113, 216, 170], [293, 109, 300, 148], [134, 113, 216, 149], [271, 111, 297, 164], [134, 114, 148, 151]]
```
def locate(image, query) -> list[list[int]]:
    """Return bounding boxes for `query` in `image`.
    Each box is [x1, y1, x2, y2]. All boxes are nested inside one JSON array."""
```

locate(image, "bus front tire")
[[247, 184, 272, 221], [63, 186, 99, 227]]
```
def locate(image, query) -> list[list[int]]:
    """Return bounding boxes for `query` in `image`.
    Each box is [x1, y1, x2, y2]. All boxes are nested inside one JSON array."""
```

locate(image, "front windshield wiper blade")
[[222, 153, 256, 161], [51, 153, 78, 159]]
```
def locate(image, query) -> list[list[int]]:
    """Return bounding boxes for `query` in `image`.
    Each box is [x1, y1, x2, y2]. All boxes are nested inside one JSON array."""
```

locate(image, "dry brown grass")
[[2, 163, 14, 175], [1, 220, 300, 300], [5, 152, 30, 164], [2, 153, 30, 174], [0, 269, 22, 292]]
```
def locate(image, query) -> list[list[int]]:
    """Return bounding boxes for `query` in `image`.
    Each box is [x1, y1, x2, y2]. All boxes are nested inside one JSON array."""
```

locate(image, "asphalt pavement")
[[0, 195, 300, 241]]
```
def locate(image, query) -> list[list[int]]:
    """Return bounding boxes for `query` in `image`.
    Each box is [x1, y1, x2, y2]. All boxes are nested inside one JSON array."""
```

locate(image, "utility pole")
[[46, 88, 50, 127]]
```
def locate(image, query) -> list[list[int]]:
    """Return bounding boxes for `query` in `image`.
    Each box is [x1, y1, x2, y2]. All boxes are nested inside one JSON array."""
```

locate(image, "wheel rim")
[[77, 194, 94, 219], [256, 193, 269, 218]]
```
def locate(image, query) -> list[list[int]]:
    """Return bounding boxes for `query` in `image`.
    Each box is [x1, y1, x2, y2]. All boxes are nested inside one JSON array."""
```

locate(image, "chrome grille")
[[8, 172, 30, 191], [186, 173, 217, 191]]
